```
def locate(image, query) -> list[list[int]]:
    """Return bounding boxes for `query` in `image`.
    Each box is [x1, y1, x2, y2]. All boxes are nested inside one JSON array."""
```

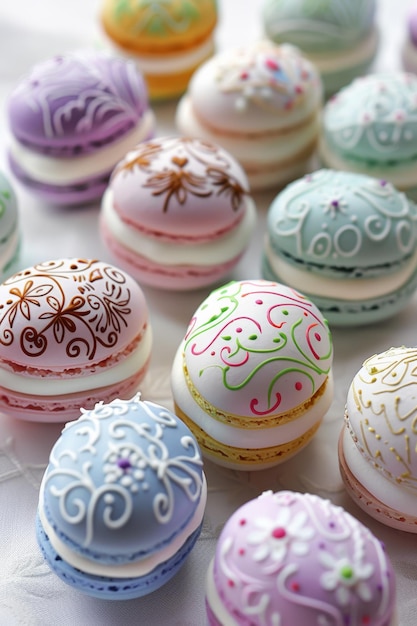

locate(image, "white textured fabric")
[[0, 1, 416, 625]]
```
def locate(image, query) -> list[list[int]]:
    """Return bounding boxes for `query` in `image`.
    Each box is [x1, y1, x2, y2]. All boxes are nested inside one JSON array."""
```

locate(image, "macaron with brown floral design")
[[100, 136, 257, 290]]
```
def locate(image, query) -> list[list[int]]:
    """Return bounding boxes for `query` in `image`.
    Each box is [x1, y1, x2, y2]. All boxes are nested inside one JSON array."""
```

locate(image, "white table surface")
[[0, 1, 416, 625]]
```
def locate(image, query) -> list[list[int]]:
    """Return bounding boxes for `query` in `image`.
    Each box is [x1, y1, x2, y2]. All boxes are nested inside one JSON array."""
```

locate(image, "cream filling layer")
[[264, 236, 417, 301], [0, 325, 152, 396], [0, 228, 19, 269], [318, 135, 417, 190], [102, 190, 257, 266], [108, 36, 214, 75], [171, 347, 333, 449], [176, 96, 320, 165], [9, 110, 155, 185], [306, 27, 378, 73], [342, 428, 417, 517], [38, 474, 207, 578]]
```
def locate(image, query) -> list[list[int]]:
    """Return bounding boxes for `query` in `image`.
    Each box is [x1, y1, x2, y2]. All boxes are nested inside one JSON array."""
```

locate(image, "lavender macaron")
[[7, 51, 155, 206]]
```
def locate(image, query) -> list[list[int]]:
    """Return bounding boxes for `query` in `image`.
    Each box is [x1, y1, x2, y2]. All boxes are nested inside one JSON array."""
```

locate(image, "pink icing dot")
[[265, 58, 279, 71], [291, 582, 300, 592], [255, 299, 263, 305], [211, 351, 215, 356], [239, 548, 245, 556], [295, 382, 302, 391], [314, 332, 321, 342], [228, 579, 235, 588], [236, 327, 242, 333], [272, 527, 286, 539], [239, 519, 246, 526]]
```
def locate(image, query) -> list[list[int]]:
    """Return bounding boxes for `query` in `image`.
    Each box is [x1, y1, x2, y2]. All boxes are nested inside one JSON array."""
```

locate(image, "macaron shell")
[[101, 0, 217, 54], [8, 51, 149, 155], [0, 258, 148, 369], [182, 41, 322, 134], [108, 137, 250, 239]]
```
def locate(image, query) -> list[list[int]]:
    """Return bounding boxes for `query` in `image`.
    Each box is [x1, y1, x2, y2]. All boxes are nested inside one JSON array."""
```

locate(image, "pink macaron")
[[100, 136, 257, 290], [0, 258, 152, 422]]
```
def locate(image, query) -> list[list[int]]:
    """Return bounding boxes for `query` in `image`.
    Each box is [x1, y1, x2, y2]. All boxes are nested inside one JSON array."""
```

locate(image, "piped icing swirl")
[[323, 72, 417, 164], [345, 346, 417, 493], [182, 279, 333, 419], [266, 169, 417, 278], [8, 51, 149, 156], [0, 258, 148, 369], [40, 394, 205, 564], [207, 490, 395, 626]]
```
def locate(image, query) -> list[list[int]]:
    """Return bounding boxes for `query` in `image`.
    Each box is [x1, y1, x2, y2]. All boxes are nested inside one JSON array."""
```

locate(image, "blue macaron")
[[262, 169, 417, 326], [36, 394, 207, 599]]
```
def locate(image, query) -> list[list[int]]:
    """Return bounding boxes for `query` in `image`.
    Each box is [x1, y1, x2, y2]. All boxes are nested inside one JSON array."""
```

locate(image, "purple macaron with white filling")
[[7, 51, 155, 206], [36, 394, 207, 599]]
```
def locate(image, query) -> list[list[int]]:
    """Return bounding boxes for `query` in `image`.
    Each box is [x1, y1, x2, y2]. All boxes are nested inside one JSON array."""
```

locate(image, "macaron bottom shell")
[[262, 254, 417, 327], [338, 428, 417, 533], [36, 513, 203, 600], [101, 219, 244, 291]]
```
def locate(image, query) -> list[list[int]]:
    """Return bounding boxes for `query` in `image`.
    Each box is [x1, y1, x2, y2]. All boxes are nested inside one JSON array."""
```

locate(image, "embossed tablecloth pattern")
[[0, 1, 416, 625]]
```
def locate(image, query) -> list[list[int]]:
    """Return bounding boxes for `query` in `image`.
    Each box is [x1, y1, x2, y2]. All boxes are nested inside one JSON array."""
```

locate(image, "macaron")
[[171, 279, 334, 470], [176, 40, 323, 191], [7, 51, 155, 206], [262, 169, 417, 326], [0, 171, 20, 281], [100, 136, 257, 290], [319, 72, 417, 199], [0, 258, 152, 422], [402, 2, 417, 73], [206, 490, 397, 626], [339, 346, 417, 533], [100, 0, 217, 101], [262, 0, 378, 97], [36, 393, 207, 599]]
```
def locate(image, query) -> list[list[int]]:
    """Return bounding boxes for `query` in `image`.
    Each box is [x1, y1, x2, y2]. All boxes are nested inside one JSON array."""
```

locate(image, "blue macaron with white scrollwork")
[[262, 168, 417, 326], [36, 393, 207, 600]]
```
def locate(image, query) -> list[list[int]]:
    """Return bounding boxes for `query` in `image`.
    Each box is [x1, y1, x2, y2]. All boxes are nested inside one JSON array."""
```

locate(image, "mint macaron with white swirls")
[[36, 394, 207, 599], [319, 72, 417, 200], [262, 169, 417, 326]]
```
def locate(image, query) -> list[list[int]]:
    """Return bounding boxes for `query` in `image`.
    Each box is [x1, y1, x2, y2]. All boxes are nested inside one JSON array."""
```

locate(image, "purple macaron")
[[7, 51, 156, 206]]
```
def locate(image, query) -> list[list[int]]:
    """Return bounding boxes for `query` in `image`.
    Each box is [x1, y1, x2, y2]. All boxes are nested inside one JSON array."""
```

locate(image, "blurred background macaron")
[[262, 169, 417, 326], [319, 72, 417, 200], [402, 1, 417, 73], [262, 0, 378, 97], [339, 346, 417, 533], [100, 0, 217, 101], [176, 40, 323, 191], [7, 51, 155, 206], [0, 171, 20, 281], [36, 394, 207, 599], [100, 136, 257, 290]]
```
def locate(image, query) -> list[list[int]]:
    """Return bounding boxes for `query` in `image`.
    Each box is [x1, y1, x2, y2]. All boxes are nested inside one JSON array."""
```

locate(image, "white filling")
[[0, 325, 152, 396], [176, 95, 320, 167], [171, 346, 333, 449], [102, 189, 257, 266], [38, 474, 207, 578], [264, 236, 417, 301], [306, 27, 378, 74], [107, 36, 214, 75], [9, 110, 155, 185], [342, 428, 417, 518]]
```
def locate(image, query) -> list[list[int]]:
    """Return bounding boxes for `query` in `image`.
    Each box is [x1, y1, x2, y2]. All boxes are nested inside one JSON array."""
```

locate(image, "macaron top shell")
[[210, 490, 395, 626], [101, 0, 217, 52], [182, 279, 333, 418], [267, 169, 417, 278], [0, 171, 18, 248], [322, 72, 417, 163], [0, 258, 148, 370], [41, 394, 205, 563], [109, 136, 251, 241], [184, 41, 322, 133], [8, 51, 150, 156], [345, 346, 417, 494], [263, 0, 376, 51]]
